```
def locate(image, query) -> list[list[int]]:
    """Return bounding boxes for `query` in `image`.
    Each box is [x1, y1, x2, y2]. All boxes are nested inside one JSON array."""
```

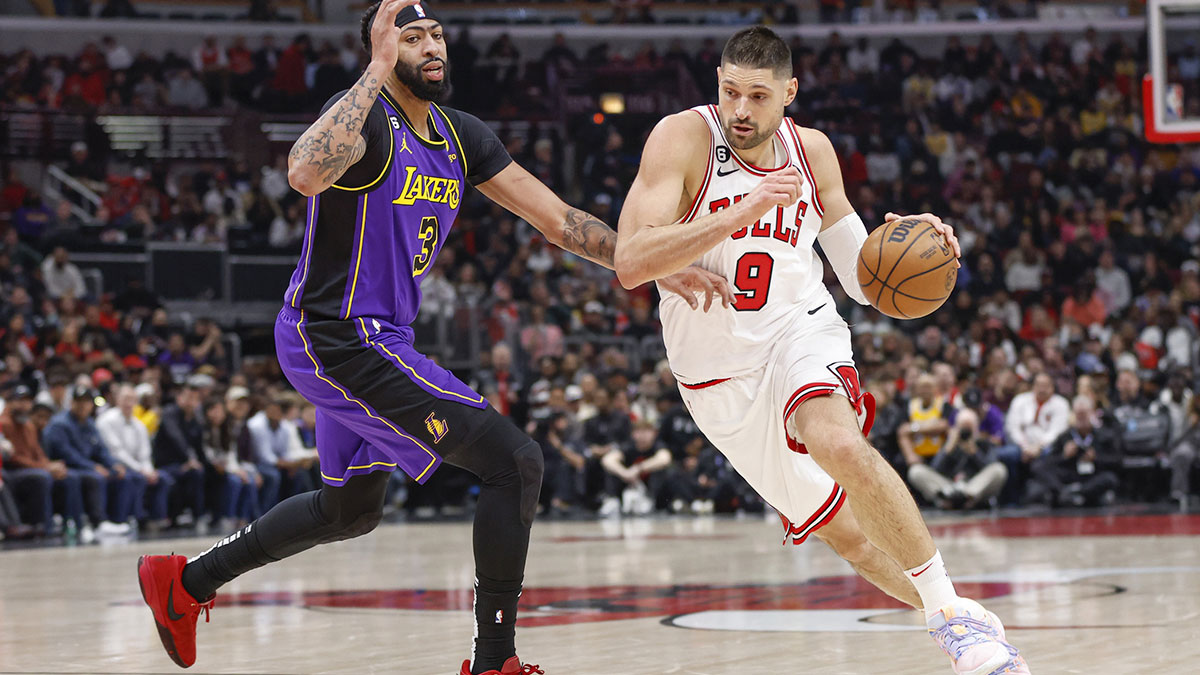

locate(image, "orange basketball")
[[856, 217, 957, 319]]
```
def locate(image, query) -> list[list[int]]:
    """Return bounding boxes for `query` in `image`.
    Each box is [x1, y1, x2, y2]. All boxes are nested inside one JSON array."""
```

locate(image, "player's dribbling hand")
[[740, 166, 804, 223], [884, 211, 962, 260], [370, 0, 424, 69], [659, 265, 736, 312]]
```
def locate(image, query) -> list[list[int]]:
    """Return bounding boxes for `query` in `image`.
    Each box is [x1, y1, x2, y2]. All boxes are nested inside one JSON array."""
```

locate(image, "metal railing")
[[42, 166, 101, 224]]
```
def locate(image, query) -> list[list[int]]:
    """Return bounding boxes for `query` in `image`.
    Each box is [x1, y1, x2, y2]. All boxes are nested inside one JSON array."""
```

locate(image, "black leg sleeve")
[[181, 471, 389, 601], [441, 411, 544, 675]]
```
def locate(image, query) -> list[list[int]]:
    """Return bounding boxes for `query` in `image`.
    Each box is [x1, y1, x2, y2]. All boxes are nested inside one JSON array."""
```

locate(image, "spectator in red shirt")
[[270, 34, 310, 108], [1061, 283, 1107, 328], [62, 60, 107, 109], [227, 35, 257, 103]]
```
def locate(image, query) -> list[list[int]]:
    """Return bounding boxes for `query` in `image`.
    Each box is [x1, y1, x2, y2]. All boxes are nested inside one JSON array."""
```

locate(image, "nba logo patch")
[[425, 412, 448, 443], [495, 609, 503, 624], [415, 4, 426, 17]]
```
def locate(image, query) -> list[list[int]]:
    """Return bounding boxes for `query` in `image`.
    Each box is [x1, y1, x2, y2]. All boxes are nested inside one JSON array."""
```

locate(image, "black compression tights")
[[180, 414, 543, 675]]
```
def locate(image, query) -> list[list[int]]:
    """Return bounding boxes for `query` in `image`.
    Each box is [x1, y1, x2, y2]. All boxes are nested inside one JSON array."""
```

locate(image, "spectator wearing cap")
[[152, 384, 207, 525], [1, 384, 81, 534], [43, 385, 135, 538], [97, 384, 167, 528], [40, 247, 86, 301]]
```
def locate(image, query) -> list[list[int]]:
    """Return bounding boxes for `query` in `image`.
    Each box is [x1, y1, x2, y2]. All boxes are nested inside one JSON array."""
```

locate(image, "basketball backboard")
[[1145, 0, 1200, 143]]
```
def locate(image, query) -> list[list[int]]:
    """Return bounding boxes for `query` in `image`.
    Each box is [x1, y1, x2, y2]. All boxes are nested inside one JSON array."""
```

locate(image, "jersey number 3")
[[733, 252, 774, 311], [412, 216, 439, 277]]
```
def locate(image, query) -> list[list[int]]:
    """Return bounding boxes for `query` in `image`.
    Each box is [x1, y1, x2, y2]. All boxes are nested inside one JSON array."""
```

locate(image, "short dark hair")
[[360, 2, 381, 58], [721, 26, 792, 79]]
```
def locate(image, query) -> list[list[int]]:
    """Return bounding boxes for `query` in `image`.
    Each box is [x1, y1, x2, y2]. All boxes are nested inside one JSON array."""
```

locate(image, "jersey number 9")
[[732, 252, 774, 311]]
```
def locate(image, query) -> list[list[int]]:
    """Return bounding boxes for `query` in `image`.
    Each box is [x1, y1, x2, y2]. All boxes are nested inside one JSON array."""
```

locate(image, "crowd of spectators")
[[45, 0, 1045, 24], [1, 25, 1200, 544]]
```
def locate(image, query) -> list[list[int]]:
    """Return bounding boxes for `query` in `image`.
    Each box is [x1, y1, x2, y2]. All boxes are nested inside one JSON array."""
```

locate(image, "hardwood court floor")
[[2, 511, 1199, 674]]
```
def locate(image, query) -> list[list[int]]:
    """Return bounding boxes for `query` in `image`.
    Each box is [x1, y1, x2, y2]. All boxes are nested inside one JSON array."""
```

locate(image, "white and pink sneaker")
[[927, 599, 1030, 675]]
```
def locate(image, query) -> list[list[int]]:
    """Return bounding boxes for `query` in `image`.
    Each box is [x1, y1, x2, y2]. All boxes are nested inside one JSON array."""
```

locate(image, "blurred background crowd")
[[0, 4, 1198, 545]]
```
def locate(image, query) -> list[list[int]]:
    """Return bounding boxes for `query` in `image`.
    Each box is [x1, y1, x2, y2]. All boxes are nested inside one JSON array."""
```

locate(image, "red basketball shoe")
[[137, 555, 214, 668], [458, 656, 544, 675]]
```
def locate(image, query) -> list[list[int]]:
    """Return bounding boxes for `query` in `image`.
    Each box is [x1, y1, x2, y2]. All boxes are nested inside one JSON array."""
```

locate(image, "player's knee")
[[513, 440, 544, 527], [344, 509, 384, 538], [808, 427, 874, 474]]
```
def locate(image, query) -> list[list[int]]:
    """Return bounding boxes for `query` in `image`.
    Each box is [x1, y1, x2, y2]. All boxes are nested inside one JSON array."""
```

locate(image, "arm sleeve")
[[442, 107, 513, 186], [817, 213, 871, 305], [319, 91, 393, 192]]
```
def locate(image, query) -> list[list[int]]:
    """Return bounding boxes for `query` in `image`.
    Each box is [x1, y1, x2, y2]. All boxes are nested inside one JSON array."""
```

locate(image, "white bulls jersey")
[[658, 104, 832, 383]]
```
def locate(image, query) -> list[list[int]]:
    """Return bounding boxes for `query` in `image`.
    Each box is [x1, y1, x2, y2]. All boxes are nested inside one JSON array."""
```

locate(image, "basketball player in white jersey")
[[614, 28, 1030, 675]]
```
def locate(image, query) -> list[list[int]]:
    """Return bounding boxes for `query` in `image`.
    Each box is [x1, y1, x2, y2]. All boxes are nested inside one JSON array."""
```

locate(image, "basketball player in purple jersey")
[[136, 2, 731, 673]]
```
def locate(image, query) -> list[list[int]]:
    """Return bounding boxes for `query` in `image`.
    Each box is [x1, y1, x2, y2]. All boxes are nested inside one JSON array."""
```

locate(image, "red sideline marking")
[[928, 514, 1200, 538]]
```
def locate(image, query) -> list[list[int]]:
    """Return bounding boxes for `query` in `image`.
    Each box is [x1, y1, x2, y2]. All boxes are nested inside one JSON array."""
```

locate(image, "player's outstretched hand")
[[740, 166, 804, 222], [884, 211, 962, 259], [659, 265, 735, 312], [370, 0, 424, 69]]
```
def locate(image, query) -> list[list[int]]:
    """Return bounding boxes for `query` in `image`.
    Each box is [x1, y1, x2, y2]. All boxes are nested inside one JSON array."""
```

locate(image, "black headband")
[[395, 3, 440, 29]]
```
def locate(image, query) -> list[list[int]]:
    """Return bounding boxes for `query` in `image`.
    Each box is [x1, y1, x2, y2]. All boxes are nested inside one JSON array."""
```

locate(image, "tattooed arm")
[[286, 0, 417, 196], [286, 66, 383, 196], [475, 162, 617, 268]]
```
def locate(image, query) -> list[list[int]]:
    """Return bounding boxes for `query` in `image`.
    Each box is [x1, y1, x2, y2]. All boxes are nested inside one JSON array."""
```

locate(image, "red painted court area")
[[212, 578, 1032, 627]]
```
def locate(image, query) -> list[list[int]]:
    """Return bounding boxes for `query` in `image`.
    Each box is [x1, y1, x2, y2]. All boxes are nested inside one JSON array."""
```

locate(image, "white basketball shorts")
[[677, 303, 874, 545]]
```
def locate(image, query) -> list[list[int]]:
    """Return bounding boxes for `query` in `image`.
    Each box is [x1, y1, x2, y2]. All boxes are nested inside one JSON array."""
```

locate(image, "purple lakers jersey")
[[283, 89, 511, 330]]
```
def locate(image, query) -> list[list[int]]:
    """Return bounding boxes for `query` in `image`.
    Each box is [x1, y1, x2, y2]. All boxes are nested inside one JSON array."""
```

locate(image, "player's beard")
[[723, 112, 782, 151], [394, 56, 451, 102]]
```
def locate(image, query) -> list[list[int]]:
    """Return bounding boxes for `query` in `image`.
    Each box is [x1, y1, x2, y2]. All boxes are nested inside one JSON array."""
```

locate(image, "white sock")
[[904, 550, 958, 619]]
